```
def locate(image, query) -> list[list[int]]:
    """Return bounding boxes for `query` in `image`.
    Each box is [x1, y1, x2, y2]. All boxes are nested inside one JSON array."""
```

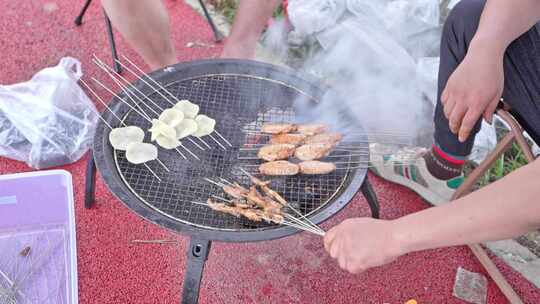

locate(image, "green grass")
[[466, 137, 531, 188], [207, 0, 284, 24]]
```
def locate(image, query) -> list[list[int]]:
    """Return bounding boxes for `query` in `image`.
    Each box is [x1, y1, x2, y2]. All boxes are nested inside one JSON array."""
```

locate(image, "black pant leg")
[[434, 0, 540, 155]]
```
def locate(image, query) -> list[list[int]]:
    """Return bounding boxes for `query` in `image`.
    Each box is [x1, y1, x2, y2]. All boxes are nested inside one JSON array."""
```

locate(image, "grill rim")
[[93, 59, 368, 242]]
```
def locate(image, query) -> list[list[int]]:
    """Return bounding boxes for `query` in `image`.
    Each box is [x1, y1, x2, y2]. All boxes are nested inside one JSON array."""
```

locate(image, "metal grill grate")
[[106, 72, 366, 232]]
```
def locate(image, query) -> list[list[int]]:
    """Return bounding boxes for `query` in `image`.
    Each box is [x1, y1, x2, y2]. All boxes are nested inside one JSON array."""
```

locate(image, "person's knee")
[[445, 0, 485, 28]]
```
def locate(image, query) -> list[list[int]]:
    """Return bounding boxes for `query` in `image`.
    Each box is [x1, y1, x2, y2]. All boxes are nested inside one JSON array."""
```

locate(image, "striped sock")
[[422, 144, 465, 180]]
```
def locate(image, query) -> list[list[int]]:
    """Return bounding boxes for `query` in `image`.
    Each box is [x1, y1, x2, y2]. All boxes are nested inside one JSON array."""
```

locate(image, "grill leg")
[[360, 177, 379, 219], [196, 0, 224, 42], [85, 151, 97, 209], [181, 238, 211, 304], [74, 0, 93, 26], [103, 10, 122, 74]]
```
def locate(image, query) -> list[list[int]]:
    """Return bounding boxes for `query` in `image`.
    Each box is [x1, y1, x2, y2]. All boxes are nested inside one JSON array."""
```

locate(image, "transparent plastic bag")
[[0, 57, 97, 169]]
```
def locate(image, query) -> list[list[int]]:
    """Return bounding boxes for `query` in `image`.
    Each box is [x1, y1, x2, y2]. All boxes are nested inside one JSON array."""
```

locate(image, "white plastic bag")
[[0, 57, 97, 169]]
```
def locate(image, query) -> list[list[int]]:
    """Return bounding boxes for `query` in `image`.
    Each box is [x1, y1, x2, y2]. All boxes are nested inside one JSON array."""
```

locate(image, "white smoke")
[[261, 0, 443, 145]]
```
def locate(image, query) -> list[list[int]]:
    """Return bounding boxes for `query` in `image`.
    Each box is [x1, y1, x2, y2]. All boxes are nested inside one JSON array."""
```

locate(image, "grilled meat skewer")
[[297, 123, 328, 135], [257, 144, 296, 161], [299, 161, 337, 175], [259, 161, 300, 176], [305, 132, 343, 146], [294, 143, 333, 161], [269, 133, 308, 146], [261, 123, 297, 134]]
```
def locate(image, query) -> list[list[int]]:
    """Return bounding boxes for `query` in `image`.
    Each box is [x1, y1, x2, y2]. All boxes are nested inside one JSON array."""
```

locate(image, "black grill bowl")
[[93, 59, 368, 242]]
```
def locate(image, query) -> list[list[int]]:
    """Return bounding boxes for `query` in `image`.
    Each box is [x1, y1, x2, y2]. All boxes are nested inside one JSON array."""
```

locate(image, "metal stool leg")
[[103, 10, 122, 74], [360, 177, 380, 219], [74, 0, 93, 26], [196, 0, 224, 42], [85, 151, 97, 209]]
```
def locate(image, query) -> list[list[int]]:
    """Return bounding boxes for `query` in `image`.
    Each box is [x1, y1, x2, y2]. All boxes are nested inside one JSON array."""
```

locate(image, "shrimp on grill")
[[299, 161, 337, 175], [259, 161, 300, 176], [207, 198, 242, 217], [294, 143, 333, 161], [248, 175, 289, 207], [222, 183, 249, 199], [257, 144, 296, 161], [269, 133, 308, 146], [261, 123, 298, 134]]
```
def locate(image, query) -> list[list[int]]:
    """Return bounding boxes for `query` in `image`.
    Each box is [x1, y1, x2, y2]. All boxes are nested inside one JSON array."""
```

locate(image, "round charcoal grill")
[[87, 59, 379, 303]]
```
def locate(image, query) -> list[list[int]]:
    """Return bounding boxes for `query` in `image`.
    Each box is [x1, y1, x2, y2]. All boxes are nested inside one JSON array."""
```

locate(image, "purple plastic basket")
[[0, 170, 78, 304]]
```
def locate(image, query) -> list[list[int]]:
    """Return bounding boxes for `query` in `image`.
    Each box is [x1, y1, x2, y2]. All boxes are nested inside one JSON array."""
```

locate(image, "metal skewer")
[[211, 175, 325, 234], [190, 200, 324, 236], [80, 79, 168, 178], [91, 77, 199, 161], [209, 134, 227, 150], [118, 55, 233, 148], [95, 56, 209, 153], [236, 168, 324, 233], [197, 137, 212, 149], [207, 179, 323, 233], [187, 138, 206, 151]]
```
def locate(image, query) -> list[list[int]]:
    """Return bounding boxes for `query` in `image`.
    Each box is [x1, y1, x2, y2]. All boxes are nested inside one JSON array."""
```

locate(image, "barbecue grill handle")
[[181, 238, 212, 304]]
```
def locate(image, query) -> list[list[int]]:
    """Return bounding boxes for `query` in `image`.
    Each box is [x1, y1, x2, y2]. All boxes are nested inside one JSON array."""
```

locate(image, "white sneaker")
[[369, 144, 464, 206]]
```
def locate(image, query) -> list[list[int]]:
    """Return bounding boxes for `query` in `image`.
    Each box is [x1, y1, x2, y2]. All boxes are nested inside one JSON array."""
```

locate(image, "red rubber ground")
[[1, 1, 539, 303]]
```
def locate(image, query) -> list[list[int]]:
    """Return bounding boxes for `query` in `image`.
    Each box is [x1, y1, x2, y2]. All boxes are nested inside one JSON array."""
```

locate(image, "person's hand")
[[442, 42, 505, 142], [323, 218, 403, 274]]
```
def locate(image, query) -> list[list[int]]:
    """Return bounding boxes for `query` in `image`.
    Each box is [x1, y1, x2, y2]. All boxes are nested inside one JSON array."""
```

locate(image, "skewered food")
[[174, 119, 198, 139], [207, 199, 242, 217], [158, 108, 184, 127], [125, 142, 158, 164], [269, 133, 308, 146], [149, 119, 176, 141], [294, 143, 333, 161], [259, 161, 300, 176], [223, 183, 249, 199], [108, 126, 145, 150], [193, 114, 216, 137], [155, 135, 181, 149], [305, 132, 343, 145], [257, 144, 296, 161], [261, 123, 297, 134], [174, 99, 200, 119], [248, 176, 288, 206], [297, 123, 328, 135], [299, 161, 337, 175]]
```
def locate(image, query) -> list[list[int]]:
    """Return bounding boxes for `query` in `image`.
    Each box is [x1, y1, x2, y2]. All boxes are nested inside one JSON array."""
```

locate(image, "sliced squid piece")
[[158, 108, 184, 127], [192, 114, 216, 137], [108, 126, 145, 151], [125, 142, 158, 164], [155, 135, 181, 149], [174, 100, 200, 119], [149, 119, 176, 141], [174, 119, 198, 139]]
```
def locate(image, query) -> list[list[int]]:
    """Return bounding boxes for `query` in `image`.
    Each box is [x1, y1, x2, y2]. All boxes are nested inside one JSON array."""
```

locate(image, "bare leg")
[[221, 0, 282, 59], [101, 0, 177, 69]]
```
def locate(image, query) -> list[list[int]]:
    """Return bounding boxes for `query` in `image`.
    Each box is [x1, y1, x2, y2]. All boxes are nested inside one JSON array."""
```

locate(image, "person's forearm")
[[393, 159, 540, 254], [471, 0, 540, 54]]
